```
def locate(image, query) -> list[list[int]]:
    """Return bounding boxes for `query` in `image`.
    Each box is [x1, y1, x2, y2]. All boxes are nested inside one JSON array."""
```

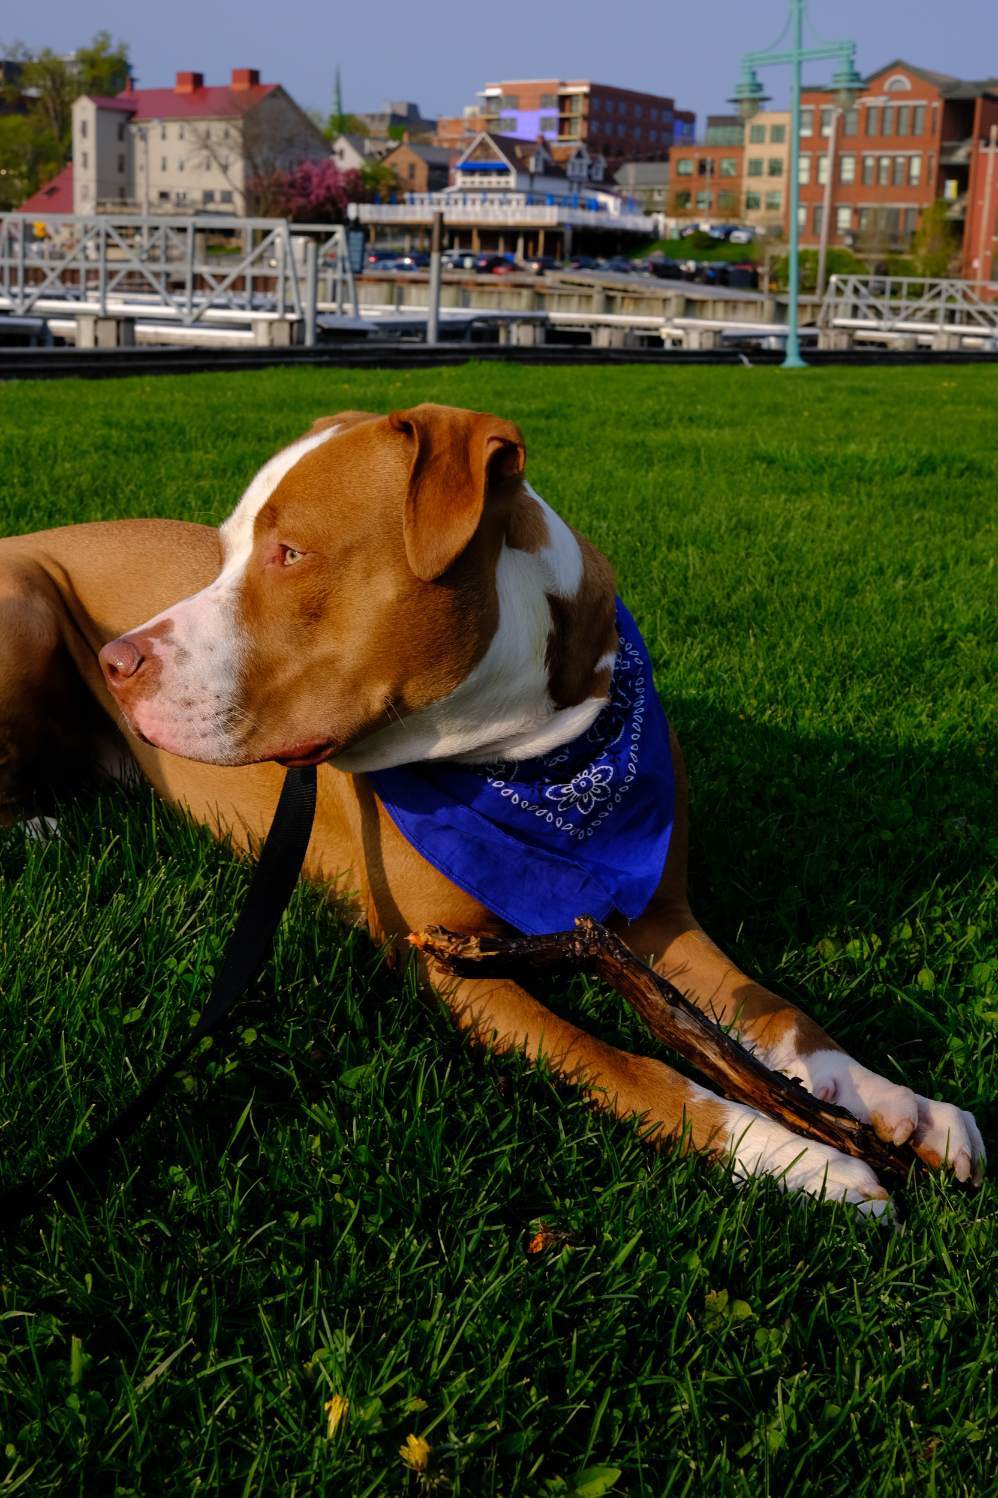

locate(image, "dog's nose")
[[99, 636, 144, 688]]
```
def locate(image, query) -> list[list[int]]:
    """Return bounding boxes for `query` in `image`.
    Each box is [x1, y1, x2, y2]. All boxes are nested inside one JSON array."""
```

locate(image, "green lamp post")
[[730, 0, 862, 368]]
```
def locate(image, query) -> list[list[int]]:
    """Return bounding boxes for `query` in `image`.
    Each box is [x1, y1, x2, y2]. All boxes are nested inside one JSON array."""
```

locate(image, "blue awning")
[[457, 160, 511, 172]]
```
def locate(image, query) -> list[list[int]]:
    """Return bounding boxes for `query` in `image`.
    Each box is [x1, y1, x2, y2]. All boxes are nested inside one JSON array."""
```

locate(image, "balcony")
[[353, 190, 655, 235]]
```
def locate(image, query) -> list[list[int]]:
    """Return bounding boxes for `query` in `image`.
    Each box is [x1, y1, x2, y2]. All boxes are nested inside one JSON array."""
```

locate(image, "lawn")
[[0, 364, 995, 1495]]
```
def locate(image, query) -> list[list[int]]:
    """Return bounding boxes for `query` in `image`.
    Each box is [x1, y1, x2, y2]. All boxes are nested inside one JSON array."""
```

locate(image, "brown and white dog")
[[0, 403, 984, 1213]]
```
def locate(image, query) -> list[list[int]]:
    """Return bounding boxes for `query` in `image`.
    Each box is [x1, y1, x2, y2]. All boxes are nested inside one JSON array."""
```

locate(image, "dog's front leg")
[[626, 907, 985, 1188], [423, 961, 893, 1213]]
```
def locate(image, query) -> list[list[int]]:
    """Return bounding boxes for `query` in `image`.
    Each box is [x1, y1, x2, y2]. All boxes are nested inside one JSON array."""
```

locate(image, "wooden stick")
[[410, 916, 923, 1183]]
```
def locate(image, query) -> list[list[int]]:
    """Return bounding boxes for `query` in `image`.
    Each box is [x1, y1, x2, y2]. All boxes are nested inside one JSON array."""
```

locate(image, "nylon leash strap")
[[0, 763, 318, 1231]]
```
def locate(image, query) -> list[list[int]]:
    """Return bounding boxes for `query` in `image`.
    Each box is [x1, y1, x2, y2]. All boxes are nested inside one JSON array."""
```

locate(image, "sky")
[[7, 0, 998, 128]]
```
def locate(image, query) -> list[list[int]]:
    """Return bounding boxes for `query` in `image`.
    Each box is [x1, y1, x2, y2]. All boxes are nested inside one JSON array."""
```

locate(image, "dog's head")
[[100, 402, 617, 770]]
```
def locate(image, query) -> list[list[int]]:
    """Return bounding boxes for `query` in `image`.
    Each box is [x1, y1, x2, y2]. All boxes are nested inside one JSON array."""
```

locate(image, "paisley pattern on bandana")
[[369, 599, 674, 936]]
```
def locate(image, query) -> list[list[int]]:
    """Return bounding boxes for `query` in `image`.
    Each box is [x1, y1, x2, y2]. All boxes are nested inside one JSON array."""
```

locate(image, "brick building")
[[742, 112, 791, 233], [796, 60, 998, 261], [668, 117, 744, 223], [476, 79, 695, 165], [964, 127, 998, 281]]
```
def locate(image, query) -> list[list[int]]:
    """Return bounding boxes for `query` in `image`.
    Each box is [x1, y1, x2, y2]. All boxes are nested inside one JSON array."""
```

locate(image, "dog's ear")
[[307, 410, 380, 436], [388, 403, 525, 583]]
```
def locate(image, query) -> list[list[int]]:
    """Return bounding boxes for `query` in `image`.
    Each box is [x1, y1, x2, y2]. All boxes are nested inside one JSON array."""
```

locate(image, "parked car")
[[365, 248, 401, 268], [647, 256, 683, 281], [393, 252, 430, 272], [565, 254, 600, 271], [523, 254, 560, 275], [602, 256, 638, 274], [473, 252, 518, 275]]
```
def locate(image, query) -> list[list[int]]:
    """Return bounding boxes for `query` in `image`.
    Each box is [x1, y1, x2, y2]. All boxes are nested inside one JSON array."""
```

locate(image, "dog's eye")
[[281, 546, 305, 566]]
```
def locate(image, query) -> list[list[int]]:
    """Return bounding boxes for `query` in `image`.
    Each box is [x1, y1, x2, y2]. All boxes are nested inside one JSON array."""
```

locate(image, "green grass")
[[0, 364, 996, 1495]]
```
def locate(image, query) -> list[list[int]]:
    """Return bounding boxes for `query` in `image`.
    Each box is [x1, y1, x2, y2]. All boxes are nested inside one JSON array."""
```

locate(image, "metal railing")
[[821, 275, 998, 337], [0, 213, 359, 326], [354, 201, 655, 232]]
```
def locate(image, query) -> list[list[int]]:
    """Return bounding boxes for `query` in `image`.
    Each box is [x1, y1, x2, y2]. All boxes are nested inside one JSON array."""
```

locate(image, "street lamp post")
[[730, 0, 862, 368]]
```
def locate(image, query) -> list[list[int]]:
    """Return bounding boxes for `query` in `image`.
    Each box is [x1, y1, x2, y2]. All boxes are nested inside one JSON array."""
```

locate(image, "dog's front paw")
[[797, 1052, 918, 1147], [911, 1094, 986, 1186]]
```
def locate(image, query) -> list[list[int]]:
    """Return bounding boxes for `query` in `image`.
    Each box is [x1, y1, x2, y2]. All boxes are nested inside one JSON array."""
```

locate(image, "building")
[[742, 111, 791, 234], [614, 160, 670, 214], [70, 67, 328, 215], [17, 162, 74, 213], [330, 133, 395, 173], [434, 111, 486, 150], [356, 100, 436, 140], [353, 130, 654, 258], [382, 141, 453, 194], [797, 61, 998, 260], [668, 121, 744, 225], [475, 79, 695, 165]]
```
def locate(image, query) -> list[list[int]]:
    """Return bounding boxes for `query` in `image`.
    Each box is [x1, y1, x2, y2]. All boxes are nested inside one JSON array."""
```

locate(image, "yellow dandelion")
[[324, 1393, 349, 1439], [399, 1433, 431, 1471]]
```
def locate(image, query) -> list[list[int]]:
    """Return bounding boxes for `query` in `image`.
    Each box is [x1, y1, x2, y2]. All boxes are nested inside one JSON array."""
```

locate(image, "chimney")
[[402, 129, 411, 144], [175, 71, 204, 94], [231, 68, 260, 91]]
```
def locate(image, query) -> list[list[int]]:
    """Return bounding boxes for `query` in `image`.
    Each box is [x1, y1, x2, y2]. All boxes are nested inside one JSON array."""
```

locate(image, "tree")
[[257, 159, 354, 222], [0, 31, 130, 204], [0, 114, 62, 210], [911, 199, 959, 277]]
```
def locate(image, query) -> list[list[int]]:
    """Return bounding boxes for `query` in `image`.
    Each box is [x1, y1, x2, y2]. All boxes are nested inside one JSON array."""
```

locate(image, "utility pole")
[[426, 210, 443, 344], [816, 106, 840, 297], [976, 123, 997, 283]]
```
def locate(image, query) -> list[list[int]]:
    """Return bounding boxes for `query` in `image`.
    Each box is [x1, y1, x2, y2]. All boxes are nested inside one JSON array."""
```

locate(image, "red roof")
[[18, 163, 74, 214], [84, 95, 136, 111], [110, 83, 276, 121]]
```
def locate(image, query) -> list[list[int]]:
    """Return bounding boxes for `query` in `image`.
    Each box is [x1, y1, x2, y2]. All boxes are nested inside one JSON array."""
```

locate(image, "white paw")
[[795, 1051, 918, 1147], [719, 1101, 892, 1217], [24, 815, 60, 841], [912, 1094, 986, 1185]]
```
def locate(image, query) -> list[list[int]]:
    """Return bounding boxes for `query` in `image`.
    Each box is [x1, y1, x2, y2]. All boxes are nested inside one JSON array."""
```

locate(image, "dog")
[[0, 402, 984, 1213]]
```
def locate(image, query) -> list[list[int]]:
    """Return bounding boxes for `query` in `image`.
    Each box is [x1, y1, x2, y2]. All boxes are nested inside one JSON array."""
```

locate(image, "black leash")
[[0, 764, 318, 1233]]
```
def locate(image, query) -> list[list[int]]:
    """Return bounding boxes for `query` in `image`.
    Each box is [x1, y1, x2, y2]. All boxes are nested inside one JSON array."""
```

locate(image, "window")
[[160, 125, 167, 141], [882, 104, 895, 135], [719, 156, 738, 177], [117, 121, 125, 142], [840, 153, 855, 184], [220, 190, 233, 203], [765, 189, 782, 211], [158, 190, 169, 200], [697, 156, 711, 175], [798, 154, 812, 184], [770, 123, 786, 143], [500, 115, 516, 130], [817, 154, 829, 185], [539, 116, 557, 132], [800, 106, 814, 137], [862, 154, 875, 185], [836, 205, 852, 233], [80, 119, 88, 139], [502, 94, 519, 109], [178, 125, 185, 140], [893, 155, 906, 186], [912, 104, 925, 135], [203, 189, 215, 203], [676, 157, 693, 175], [695, 190, 711, 211], [877, 155, 891, 184], [540, 93, 557, 109], [867, 105, 880, 136], [813, 204, 824, 232], [797, 205, 807, 228], [908, 154, 922, 186], [745, 189, 761, 209], [820, 107, 835, 136], [161, 156, 167, 171], [842, 107, 858, 136], [674, 189, 692, 209], [897, 104, 911, 136], [635, 104, 643, 118], [117, 154, 125, 173], [768, 156, 783, 176], [718, 189, 737, 212], [749, 123, 765, 144], [747, 157, 763, 177], [904, 207, 918, 237], [177, 157, 184, 172], [81, 150, 88, 168], [649, 128, 658, 144]]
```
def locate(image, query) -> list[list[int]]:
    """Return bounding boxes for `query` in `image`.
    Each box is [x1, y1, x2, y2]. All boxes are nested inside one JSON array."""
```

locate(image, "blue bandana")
[[368, 599, 674, 935]]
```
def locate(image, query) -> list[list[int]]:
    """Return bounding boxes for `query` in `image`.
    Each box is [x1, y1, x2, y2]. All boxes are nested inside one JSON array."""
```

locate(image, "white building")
[[72, 68, 329, 215]]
